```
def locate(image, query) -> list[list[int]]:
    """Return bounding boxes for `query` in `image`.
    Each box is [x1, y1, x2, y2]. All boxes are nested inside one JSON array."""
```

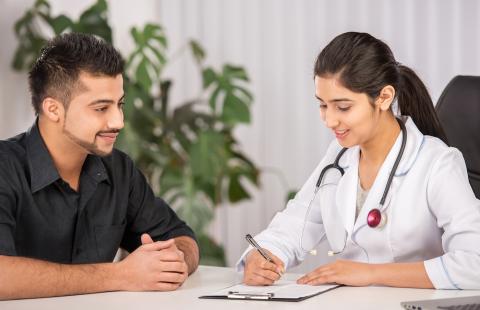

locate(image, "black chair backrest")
[[436, 75, 480, 199]]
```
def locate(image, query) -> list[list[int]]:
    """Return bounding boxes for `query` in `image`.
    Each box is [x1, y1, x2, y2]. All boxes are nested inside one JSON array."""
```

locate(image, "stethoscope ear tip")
[[309, 249, 318, 256], [327, 250, 334, 257]]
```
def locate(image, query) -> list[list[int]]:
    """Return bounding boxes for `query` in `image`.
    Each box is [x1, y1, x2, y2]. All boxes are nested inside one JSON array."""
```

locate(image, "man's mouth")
[[97, 132, 119, 143]]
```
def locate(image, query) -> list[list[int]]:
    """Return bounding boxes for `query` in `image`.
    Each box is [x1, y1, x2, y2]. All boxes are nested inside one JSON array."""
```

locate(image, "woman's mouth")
[[334, 129, 349, 139]]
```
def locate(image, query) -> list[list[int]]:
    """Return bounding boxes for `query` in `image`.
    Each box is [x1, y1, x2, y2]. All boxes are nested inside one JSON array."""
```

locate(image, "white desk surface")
[[1, 265, 479, 310]]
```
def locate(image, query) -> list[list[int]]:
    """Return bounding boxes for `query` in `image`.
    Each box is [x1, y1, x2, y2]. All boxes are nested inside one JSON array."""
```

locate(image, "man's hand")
[[297, 260, 373, 286], [243, 249, 285, 286], [117, 234, 188, 291]]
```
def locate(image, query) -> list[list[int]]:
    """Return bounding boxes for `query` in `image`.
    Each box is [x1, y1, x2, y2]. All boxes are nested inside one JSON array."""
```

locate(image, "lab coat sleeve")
[[423, 148, 480, 289], [236, 140, 342, 271]]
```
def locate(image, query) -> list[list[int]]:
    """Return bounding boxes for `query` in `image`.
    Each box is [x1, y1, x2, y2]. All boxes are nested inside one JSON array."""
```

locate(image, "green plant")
[[12, 0, 260, 266]]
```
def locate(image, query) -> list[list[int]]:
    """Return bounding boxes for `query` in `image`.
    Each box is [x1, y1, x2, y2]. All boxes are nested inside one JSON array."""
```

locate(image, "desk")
[[1, 266, 479, 310]]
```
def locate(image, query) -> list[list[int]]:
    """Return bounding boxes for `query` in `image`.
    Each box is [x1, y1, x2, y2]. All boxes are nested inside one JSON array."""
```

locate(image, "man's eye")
[[95, 107, 108, 112], [119, 102, 125, 109]]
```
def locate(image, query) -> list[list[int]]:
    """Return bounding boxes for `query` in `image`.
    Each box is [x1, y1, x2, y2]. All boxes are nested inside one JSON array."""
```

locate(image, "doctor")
[[237, 32, 480, 289]]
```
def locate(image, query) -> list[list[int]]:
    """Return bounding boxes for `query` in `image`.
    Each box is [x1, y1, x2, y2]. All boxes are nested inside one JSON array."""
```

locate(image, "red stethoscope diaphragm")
[[367, 208, 386, 228]]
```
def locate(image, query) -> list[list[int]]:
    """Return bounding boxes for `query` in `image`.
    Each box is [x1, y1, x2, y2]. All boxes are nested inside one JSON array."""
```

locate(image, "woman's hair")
[[314, 32, 447, 144]]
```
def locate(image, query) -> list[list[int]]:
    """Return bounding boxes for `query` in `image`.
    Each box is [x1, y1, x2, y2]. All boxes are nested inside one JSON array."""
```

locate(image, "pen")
[[245, 234, 273, 263]]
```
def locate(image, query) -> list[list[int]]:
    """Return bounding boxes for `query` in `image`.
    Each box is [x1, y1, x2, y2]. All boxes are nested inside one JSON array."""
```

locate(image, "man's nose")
[[108, 107, 124, 130]]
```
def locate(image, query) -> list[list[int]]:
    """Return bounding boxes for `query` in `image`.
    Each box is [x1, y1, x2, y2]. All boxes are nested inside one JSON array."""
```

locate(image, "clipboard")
[[199, 280, 341, 302]]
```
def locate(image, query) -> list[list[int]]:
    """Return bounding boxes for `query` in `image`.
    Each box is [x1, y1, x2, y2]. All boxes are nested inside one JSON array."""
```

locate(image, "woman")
[[238, 32, 480, 289]]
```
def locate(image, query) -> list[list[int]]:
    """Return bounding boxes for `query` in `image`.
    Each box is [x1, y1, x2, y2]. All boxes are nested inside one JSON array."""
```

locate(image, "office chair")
[[436, 75, 480, 199]]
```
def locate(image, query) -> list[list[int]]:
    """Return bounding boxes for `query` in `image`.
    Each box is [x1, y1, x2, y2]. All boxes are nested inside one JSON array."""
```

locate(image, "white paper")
[[206, 280, 339, 299]]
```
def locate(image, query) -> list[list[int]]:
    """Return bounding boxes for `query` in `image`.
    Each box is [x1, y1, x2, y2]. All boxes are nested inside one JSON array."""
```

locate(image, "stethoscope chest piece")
[[367, 208, 387, 228], [302, 117, 406, 256]]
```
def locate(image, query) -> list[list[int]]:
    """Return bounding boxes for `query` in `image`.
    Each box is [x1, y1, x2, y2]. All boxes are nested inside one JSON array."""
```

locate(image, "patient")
[[0, 33, 199, 300]]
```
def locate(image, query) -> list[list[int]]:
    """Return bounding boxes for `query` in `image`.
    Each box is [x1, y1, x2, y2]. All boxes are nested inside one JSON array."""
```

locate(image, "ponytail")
[[314, 32, 449, 145], [397, 65, 448, 144]]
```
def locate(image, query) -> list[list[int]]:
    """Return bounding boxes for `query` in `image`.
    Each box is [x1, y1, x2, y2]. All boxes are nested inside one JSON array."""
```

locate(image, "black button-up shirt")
[[0, 122, 196, 264]]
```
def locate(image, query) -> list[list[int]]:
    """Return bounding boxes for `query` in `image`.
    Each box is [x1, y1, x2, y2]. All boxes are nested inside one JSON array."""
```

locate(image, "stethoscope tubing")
[[300, 117, 407, 256]]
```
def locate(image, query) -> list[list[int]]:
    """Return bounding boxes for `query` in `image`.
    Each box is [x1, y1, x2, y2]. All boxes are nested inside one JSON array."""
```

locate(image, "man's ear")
[[375, 85, 396, 111], [41, 97, 64, 122]]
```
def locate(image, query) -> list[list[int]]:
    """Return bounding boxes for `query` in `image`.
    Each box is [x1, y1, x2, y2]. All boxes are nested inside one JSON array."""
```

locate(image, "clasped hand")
[[119, 233, 188, 291]]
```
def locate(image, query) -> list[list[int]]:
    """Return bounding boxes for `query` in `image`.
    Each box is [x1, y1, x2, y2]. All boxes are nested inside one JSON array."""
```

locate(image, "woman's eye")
[[319, 104, 327, 109]]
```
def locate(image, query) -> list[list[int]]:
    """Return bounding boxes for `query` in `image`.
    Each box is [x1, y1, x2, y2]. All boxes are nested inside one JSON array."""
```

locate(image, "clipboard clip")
[[227, 291, 274, 300]]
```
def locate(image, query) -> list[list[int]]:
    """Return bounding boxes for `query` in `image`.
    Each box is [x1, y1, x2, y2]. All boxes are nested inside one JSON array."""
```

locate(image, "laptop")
[[401, 295, 480, 310]]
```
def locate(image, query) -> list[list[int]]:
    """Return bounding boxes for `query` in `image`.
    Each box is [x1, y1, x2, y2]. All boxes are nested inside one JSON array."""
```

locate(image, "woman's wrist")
[[367, 263, 381, 286]]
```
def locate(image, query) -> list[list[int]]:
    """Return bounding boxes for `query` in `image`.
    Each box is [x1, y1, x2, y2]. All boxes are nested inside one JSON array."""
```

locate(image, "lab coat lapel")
[[354, 116, 423, 232], [335, 146, 359, 238], [354, 148, 396, 232], [333, 117, 424, 240]]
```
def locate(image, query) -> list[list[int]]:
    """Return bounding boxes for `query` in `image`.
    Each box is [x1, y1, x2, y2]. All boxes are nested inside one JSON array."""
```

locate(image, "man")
[[0, 33, 199, 300]]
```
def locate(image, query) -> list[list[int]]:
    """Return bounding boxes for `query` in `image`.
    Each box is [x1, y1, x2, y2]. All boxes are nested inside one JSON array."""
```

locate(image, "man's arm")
[[0, 255, 119, 300], [0, 240, 179, 300], [123, 161, 199, 274], [174, 236, 199, 274]]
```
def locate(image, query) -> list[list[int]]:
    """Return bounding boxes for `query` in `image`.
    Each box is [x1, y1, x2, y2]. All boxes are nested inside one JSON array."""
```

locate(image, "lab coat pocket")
[[94, 220, 126, 262]]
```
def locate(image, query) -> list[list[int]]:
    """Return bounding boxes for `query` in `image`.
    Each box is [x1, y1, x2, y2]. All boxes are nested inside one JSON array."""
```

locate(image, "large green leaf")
[[189, 131, 228, 179], [127, 24, 168, 91], [202, 68, 217, 89], [222, 93, 250, 124], [234, 85, 254, 104], [203, 65, 253, 124], [223, 64, 249, 82], [135, 58, 153, 91], [228, 171, 251, 203], [75, 0, 111, 42]]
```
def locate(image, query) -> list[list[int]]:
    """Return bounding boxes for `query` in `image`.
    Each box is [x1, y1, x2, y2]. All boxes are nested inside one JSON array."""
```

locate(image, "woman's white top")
[[236, 117, 480, 289], [356, 180, 369, 220]]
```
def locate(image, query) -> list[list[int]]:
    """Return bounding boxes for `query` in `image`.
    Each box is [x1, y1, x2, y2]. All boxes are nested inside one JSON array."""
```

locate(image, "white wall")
[[1, 0, 479, 272]]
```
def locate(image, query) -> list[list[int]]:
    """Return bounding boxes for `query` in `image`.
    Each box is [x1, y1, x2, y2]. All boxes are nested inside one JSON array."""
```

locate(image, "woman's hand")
[[297, 260, 374, 286], [243, 249, 285, 286]]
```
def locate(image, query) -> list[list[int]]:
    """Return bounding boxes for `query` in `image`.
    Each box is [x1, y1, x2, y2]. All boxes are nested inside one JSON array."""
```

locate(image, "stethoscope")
[[300, 117, 407, 256]]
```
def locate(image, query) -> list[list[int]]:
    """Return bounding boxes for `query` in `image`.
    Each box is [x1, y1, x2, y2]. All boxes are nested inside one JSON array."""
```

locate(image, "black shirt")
[[0, 122, 196, 264]]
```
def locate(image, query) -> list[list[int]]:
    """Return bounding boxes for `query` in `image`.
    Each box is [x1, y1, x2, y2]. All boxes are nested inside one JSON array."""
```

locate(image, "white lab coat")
[[236, 117, 480, 289]]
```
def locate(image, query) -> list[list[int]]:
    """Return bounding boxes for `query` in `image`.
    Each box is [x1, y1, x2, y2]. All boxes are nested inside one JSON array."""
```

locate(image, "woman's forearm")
[[371, 261, 434, 288]]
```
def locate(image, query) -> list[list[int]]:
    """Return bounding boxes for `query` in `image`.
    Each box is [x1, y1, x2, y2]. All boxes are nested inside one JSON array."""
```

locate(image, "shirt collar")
[[26, 120, 61, 193], [81, 154, 110, 185], [26, 120, 110, 193]]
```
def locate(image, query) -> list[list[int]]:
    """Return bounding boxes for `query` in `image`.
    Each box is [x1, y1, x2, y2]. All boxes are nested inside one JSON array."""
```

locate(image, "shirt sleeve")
[[120, 161, 197, 252], [0, 155, 18, 256], [423, 148, 480, 289], [236, 140, 342, 271]]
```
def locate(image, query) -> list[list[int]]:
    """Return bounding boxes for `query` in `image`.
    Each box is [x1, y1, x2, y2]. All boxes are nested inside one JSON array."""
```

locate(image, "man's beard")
[[63, 124, 119, 157]]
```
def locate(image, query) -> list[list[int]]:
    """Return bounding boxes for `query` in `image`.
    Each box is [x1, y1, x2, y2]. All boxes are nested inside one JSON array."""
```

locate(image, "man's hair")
[[28, 32, 124, 115]]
